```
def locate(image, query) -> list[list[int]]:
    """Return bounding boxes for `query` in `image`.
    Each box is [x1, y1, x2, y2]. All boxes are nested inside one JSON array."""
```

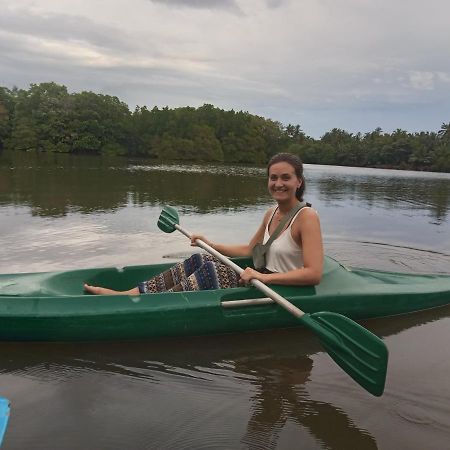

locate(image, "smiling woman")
[[252, 153, 323, 285], [84, 152, 324, 295], [268, 153, 306, 203]]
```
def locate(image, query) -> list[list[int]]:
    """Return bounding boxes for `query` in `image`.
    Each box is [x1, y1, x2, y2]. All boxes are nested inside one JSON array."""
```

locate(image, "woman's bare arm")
[[190, 209, 272, 257]]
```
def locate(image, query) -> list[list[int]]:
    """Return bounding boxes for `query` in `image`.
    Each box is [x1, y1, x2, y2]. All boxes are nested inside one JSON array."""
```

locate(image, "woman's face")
[[268, 161, 301, 202]]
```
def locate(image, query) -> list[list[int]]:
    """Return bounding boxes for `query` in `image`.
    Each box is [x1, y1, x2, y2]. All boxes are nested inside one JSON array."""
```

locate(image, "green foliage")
[[432, 143, 450, 171], [0, 82, 449, 172], [0, 87, 16, 150]]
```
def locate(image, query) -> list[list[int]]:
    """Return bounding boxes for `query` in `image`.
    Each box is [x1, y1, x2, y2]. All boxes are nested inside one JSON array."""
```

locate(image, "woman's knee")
[[205, 261, 239, 288], [188, 252, 214, 266]]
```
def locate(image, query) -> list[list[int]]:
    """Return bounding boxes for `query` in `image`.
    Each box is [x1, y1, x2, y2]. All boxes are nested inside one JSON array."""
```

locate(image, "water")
[[0, 152, 449, 449]]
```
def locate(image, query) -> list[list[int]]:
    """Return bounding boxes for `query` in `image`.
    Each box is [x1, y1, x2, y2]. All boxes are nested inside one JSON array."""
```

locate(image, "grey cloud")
[[265, 0, 287, 8], [0, 9, 134, 52], [148, 0, 242, 13]]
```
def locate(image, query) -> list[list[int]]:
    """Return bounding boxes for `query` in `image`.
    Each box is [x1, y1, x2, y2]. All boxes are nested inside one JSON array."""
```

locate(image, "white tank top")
[[263, 207, 305, 273]]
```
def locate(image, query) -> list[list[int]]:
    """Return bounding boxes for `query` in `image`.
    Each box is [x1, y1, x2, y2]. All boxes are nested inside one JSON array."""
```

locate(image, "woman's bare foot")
[[83, 284, 140, 295]]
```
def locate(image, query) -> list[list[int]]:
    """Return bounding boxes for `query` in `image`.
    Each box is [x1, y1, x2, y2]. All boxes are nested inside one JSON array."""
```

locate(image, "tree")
[[408, 132, 437, 169], [432, 142, 450, 172], [188, 124, 223, 161], [69, 91, 131, 154], [438, 122, 450, 142], [0, 87, 16, 150]]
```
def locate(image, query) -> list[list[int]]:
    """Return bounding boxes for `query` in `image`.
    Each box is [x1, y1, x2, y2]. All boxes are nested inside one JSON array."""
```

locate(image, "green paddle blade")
[[301, 312, 388, 396], [157, 206, 180, 233]]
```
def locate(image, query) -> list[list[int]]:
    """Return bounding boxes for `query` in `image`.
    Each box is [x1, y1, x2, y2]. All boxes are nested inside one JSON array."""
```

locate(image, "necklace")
[[274, 202, 299, 223], [274, 209, 286, 222]]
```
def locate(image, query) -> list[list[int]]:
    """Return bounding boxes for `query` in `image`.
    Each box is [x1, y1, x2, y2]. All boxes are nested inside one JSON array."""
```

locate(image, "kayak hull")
[[0, 256, 449, 341]]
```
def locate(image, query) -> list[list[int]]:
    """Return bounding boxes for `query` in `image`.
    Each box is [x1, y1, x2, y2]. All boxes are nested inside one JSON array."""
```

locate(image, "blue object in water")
[[0, 397, 10, 447]]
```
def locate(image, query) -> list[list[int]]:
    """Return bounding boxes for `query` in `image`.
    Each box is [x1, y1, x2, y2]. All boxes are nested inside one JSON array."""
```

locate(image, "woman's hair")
[[267, 153, 305, 201]]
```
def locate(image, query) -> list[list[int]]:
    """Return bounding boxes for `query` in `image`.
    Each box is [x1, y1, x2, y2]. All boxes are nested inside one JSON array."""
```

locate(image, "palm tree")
[[438, 122, 450, 142]]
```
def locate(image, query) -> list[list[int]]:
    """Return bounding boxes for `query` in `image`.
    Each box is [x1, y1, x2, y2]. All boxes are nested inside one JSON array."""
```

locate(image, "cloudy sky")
[[1, 0, 449, 137]]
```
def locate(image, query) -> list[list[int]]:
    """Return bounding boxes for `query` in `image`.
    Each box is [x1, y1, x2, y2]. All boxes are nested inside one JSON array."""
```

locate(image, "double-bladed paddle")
[[158, 206, 388, 396], [0, 397, 10, 447]]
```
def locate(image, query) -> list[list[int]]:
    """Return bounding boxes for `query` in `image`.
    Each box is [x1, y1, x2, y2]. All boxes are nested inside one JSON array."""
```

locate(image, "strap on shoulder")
[[265, 201, 307, 247]]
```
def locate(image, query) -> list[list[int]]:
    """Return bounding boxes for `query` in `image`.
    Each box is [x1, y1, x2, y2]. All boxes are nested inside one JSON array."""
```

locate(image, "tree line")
[[0, 82, 449, 171]]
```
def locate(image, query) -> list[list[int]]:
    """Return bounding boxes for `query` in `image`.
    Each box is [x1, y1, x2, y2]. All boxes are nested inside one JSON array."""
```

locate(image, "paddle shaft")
[[174, 223, 306, 319]]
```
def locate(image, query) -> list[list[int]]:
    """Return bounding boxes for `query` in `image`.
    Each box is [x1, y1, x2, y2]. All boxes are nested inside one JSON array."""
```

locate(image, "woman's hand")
[[190, 234, 212, 247], [239, 267, 268, 285]]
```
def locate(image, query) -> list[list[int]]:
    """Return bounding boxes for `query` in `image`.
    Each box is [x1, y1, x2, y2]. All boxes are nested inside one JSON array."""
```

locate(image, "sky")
[[1, 0, 449, 138]]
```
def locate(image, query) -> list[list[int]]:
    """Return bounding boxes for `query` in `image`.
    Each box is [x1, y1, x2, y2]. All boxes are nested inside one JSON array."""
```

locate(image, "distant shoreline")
[[1, 82, 449, 173], [2, 148, 450, 176]]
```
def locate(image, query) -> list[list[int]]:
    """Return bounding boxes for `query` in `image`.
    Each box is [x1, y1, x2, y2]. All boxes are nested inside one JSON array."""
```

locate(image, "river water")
[[0, 152, 449, 449]]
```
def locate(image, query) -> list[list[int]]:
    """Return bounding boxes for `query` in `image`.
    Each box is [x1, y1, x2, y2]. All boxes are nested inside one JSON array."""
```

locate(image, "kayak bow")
[[0, 397, 10, 447]]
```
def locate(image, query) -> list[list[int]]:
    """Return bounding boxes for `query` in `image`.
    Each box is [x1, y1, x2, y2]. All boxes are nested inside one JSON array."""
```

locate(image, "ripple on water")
[[326, 239, 450, 274], [164, 241, 450, 274], [97, 361, 253, 450], [390, 395, 450, 432]]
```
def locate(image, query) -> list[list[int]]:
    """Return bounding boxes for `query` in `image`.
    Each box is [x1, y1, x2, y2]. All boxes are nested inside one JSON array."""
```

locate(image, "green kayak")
[[0, 256, 449, 342]]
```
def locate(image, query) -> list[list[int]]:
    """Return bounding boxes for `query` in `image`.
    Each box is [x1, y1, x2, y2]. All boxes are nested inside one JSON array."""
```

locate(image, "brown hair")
[[267, 153, 305, 201]]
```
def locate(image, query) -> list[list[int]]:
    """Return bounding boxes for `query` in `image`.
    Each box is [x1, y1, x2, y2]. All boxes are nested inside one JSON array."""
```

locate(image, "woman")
[[84, 153, 323, 295]]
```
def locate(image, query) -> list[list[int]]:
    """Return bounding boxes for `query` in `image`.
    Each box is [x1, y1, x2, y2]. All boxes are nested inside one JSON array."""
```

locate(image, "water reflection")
[[2, 306, 448, 449], [0, 334, 377, 449], [316, 174, 450, 223], [1, 152, 450, 222], [241, 355, 377, 450], [0, 152, 268, 216]]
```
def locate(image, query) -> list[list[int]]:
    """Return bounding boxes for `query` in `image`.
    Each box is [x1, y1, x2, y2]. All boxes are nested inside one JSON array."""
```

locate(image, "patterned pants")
[[138, 253, 240, 294]]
